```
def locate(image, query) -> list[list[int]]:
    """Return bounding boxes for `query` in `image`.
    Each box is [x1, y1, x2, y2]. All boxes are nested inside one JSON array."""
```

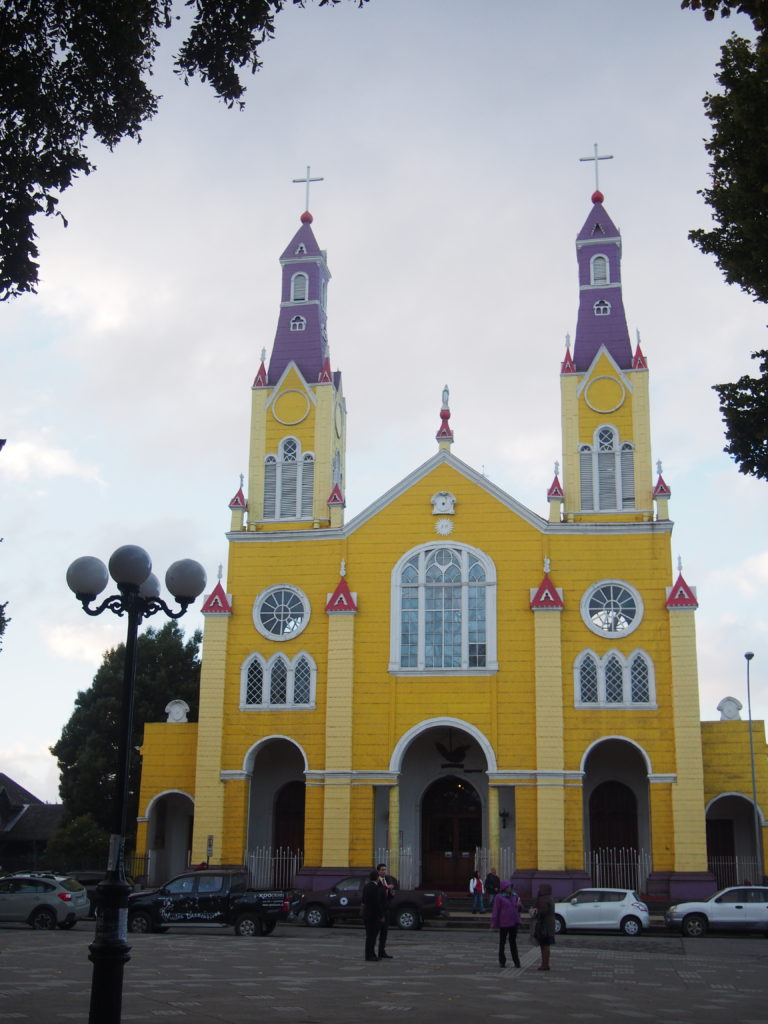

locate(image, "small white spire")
[[554, 460, 560, 477], [565, 332, 571, 350], [340, 560, 346, 577], [656, 460, 663, 476], [260, 347, 266, 364], [544, 557, 551, 574], [636, 329, 642, 347], [239, 472, 244, 489], [217, 563, 223, 581], [677, 556, 683, 574]]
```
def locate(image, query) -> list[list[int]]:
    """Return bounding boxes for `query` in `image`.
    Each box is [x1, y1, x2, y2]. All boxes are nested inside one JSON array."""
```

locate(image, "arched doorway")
[[706, 793, 762, 888], [146, 791, 194, 885], [421, 776, 481, 890], [589, 780, 639, 850], [274, 780, 305, 851]]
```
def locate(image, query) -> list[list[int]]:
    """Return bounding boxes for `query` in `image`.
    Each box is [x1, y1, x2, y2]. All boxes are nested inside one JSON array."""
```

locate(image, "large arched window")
[[389, 544, 497, 673], [579, 426, 635, 511], [263, 438, 314, 520], [575, 650, 655, 707], [240, 652, 316, 709]]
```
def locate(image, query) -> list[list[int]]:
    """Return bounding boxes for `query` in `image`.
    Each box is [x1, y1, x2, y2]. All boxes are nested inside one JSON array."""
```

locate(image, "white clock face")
[[435, 517, 454, 536]]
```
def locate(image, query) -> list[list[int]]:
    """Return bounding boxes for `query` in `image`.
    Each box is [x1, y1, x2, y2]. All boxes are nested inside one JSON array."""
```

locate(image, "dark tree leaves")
[[0, 0, 369, 301], [713, 350, 768, 479], [50, 620, 201, 843], [0, 601, 9, 652], [681, 0, 768, 33], [689, 33, 768, 303]]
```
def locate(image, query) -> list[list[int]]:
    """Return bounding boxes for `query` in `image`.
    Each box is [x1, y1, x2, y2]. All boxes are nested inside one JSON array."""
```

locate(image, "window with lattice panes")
[[579, 655, 599, 703], [240, 651, 316, 710], [574, 650, 655, 708], [391, 544, 495, 673]]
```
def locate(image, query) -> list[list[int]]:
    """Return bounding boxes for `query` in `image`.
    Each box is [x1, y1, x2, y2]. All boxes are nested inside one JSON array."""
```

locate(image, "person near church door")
[[362, 870, 386, 961], [376, 862, 397, 959], [484, 867, 500, 911], [469, 871, 484, 914], [490, 880, 522, 967]]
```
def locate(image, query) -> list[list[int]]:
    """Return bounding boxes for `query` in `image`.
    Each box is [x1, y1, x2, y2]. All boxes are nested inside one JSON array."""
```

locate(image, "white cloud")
[[0, 437, 104, 484]]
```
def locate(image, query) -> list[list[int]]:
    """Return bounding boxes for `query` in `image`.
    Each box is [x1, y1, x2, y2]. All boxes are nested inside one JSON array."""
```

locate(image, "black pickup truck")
[[297, 875, 448, 930], [127, 868, 295, 936]]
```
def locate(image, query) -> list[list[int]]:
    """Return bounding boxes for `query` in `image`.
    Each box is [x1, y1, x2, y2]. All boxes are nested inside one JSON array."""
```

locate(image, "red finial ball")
[[592, 189, 604, 204], [300, 210, 313, 223]]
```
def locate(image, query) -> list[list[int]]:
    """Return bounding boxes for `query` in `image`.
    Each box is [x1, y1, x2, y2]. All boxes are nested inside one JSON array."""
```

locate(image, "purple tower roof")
[[572, 192, 632, 372], [267, 211, 332, 385]]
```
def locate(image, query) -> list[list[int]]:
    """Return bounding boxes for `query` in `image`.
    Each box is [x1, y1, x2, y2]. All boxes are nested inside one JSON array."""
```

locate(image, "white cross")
[[579, 143, 613, 190], [292, 165, 324, 210]]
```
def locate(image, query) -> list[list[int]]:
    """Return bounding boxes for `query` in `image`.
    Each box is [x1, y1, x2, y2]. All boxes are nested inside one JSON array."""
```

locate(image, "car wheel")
[[235, 913, 261, 937], [395, 906, 420, 930], [682, 913, 707, 938], [304, 904, 328, 927], [554, 914, 566, 935], [29, 907, 57, 930], [620, 915, 642, 936], [128, 911, 154, 934], [57, 920, 77, 930]]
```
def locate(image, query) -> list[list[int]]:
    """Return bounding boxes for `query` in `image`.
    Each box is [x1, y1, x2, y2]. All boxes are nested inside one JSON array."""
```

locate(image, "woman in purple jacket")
[[490, 880, 522, 967]]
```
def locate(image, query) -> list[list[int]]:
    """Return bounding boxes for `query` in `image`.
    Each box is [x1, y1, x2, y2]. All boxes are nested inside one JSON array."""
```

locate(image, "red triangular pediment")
[[318, 357, 332, 384], [547, 475, 564, 499], [325, 578, 358, 613], [561, 350, 576, 374], [632, 344, 647, 370], [653, 475, 671, 498], [253, 361, 268, 388], [327, 483, 345, 507], [666, 574, 698, 609], [201, 582, 232, 615], [229, 487, 246, 509], [530, 574, 564, 610]]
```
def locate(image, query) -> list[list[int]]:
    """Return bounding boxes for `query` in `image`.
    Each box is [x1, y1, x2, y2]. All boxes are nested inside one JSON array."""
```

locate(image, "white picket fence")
[[246, 846, 303, 889]]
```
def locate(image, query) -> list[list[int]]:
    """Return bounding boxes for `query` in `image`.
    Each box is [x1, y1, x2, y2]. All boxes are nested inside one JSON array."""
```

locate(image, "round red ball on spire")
[[300, 210, 313, 223], [592, 189, 604, 204]]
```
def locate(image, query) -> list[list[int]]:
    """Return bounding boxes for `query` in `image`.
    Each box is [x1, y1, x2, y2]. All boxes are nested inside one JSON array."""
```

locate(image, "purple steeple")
[[267, 211, 331, 384], [572, 191, 632, 372]]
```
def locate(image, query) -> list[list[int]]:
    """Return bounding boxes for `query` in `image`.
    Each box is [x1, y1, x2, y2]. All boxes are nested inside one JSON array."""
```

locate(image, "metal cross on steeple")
[[292, 165, 324, 210], [579, 143, 614, 191]]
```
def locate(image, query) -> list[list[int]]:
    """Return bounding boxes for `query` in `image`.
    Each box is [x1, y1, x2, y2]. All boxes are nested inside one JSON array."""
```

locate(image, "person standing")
[[532, 883, 556, 971], [484, 867, 500, 911], [376, 862, 397, 959], [490, 880, 522, 967], [469, 870, 484, 914], [362, 870, 385, 961]]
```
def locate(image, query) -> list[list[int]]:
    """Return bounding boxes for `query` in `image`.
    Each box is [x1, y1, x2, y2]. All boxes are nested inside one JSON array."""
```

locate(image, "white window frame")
[[590, 254, 610, 285], [263, 437, 315, 520], [389, 543, 497, 675], [253, 584, 311, 641], [574, 648, 656, 708], [290, 315, 307, 331], [579, 426, 635, 511], [240, 651, 317, 709], [580, 579, 644, 638], [593, 299, 611, 316], [291, 272, 309, 302]]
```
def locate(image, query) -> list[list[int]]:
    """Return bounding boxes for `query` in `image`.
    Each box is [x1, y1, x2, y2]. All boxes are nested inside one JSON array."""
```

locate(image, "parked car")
[[553, 888, 650, 935], [0, 871, 89, 929], [297, 875, 448, 930], [63, 869, 137, 917], [127, 868, 297, 936], [664, 885, 768, 937]]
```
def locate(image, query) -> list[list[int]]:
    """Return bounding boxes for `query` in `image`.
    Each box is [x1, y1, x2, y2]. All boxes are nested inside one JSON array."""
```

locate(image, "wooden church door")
[[421, 776, 481, 890]]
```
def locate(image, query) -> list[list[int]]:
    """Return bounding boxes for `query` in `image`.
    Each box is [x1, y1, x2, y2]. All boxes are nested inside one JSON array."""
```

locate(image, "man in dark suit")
[[376, 862, 398, 959], [362, 870, 385, 961]]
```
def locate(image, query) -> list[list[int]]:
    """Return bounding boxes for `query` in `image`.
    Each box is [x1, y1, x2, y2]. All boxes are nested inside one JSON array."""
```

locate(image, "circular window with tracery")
[[253, 586, 310, 640], [580, 580, 643, 638]]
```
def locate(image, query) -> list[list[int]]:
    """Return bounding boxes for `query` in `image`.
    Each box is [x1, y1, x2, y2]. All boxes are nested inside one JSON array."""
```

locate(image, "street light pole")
[[66, 545, 206, 1024], [744, 651, 763, 884]]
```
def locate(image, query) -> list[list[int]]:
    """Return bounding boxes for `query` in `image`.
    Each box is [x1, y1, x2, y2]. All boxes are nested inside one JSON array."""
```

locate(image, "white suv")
[[554, 888, 650, 935], [0, 872, 89, 929], [665, 885, 768, 937]]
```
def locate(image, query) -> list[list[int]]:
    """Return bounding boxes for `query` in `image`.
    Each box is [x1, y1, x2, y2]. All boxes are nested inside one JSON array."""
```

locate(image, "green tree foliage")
[[42, 812, 110, 871], [50, 620, 201, 843], [682, 1, 768, 478], [0, 0, 369, 301], [712, 349, 768, 478]]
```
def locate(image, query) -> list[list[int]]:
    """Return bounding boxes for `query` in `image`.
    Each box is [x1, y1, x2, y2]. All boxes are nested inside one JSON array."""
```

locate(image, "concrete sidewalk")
[[1, 920, 767, 1022]]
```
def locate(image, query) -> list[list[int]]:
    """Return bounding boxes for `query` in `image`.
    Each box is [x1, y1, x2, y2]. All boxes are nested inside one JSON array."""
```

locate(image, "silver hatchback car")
[[0, 872, 89, 929], [554, 887, 650, 935]]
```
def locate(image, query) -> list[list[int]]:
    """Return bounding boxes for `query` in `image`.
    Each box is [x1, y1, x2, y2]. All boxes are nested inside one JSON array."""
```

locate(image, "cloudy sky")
[[2, 0, 767, 803]]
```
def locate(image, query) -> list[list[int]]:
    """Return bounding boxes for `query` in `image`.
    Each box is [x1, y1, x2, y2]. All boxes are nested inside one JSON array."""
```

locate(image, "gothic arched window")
[[590, 254, 609, 285], [574, 650, 655, 708], [263, 438, 314, 520], [390, 544, 497, 673], [291, 273, 308, 302], [240, 651, 316, 709], [579, 426, 635, 511]]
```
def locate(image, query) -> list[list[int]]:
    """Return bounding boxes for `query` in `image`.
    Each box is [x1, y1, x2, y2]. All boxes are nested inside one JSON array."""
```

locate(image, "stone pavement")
[[1, 921, 767, 1023]]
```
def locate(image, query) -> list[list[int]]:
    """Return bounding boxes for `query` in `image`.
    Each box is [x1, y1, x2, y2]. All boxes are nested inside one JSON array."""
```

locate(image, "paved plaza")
[[1, 920, 767, 1023]]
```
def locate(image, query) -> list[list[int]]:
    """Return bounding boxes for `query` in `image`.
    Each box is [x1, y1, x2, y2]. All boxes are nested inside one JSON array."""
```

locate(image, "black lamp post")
[[66, 544, 206, 1024], [744, 651, 764, 884]]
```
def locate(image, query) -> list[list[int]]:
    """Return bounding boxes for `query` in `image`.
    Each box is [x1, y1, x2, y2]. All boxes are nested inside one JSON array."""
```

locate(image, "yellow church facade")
[[136, 194, 767, 900]]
